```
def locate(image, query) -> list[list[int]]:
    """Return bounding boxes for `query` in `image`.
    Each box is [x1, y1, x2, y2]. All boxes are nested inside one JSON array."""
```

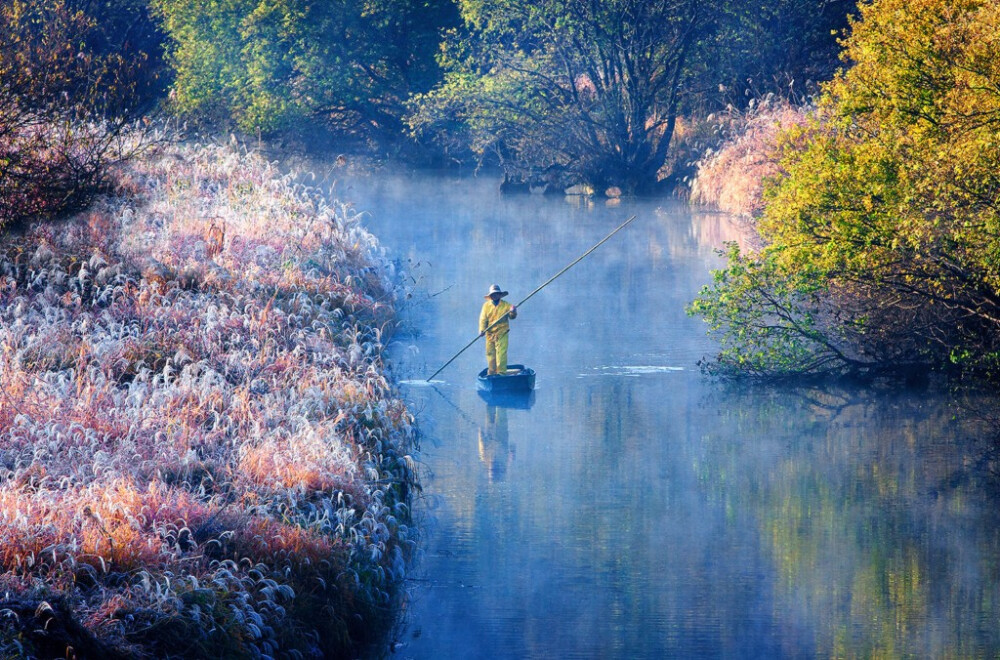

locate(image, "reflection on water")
[[327, 170, 1000, 658], [477, 390, 536, 410], [478, 403, 513, 483]]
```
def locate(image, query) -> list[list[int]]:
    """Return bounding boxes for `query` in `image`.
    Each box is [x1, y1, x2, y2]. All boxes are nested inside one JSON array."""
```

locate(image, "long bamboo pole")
[[426, 214, 638, 382]]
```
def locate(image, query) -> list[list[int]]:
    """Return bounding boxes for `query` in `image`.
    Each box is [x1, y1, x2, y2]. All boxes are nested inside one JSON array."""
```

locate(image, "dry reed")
[[690, 97, 809, 218]]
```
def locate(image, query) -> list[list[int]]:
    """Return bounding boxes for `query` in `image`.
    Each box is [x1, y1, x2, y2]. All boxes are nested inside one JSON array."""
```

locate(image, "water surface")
[[331, 170, 1000, 658]]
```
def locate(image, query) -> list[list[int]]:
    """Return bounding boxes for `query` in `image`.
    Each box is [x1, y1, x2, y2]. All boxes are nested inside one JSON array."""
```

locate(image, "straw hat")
[[484, 284, 509, 299]]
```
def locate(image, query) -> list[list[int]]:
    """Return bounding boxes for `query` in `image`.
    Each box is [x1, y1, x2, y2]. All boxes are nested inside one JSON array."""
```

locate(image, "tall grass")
[[689, 97, 809, 219], [0, 139, 415, 657]]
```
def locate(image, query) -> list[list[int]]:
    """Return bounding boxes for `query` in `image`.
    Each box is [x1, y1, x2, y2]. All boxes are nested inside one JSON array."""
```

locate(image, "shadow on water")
[[332, 168, 1000, 658]]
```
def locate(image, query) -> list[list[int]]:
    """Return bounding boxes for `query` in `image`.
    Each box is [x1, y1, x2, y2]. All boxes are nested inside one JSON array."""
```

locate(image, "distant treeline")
[[1, 0, 858, 217]]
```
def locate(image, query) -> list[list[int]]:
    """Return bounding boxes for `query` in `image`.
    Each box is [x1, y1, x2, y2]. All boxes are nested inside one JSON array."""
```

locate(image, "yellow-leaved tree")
[[690, 0, 1000, 379]]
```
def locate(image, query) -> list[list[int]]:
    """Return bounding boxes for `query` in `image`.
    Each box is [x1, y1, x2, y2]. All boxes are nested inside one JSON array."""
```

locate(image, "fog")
[[327, 168, 1000, 658]]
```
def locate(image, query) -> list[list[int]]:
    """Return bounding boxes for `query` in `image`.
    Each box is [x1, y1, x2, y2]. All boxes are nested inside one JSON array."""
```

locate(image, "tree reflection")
[[700, 385, 1000, 657]]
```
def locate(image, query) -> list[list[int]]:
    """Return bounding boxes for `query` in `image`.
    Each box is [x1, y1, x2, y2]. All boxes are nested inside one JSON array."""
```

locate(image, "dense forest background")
[[1, 0, 855, 219]]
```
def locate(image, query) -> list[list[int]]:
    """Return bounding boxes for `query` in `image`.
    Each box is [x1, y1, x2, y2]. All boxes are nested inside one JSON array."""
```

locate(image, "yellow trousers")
[[485, 332, 509, 375]]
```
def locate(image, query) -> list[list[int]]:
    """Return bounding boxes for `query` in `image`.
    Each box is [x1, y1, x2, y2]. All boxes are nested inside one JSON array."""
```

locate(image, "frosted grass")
[[0, 140, 416, 656]]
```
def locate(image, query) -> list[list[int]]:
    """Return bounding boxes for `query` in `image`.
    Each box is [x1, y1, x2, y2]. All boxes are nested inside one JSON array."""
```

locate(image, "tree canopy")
[[407, 0, 854, 193], [153, 0, 458, 140], [690, 0, 1000, 380], [0, 0, 858, 191], [408, 0, 711, 194]]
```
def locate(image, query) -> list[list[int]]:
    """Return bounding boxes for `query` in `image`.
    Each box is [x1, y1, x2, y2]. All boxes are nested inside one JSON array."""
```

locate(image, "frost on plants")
[[0, 142, 416, 657]]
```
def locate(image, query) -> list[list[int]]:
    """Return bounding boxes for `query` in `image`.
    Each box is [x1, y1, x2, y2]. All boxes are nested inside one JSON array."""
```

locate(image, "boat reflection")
[[477, 390, 534, 481], [476, 389, 536, 410]]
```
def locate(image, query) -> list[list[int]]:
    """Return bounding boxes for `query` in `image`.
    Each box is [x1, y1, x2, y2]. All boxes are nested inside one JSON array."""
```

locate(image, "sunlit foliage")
[[690, 97, 809, 218], [690, 0, 1000, 379], [0, 140, 416, 655], [152, 0, 458, 139]]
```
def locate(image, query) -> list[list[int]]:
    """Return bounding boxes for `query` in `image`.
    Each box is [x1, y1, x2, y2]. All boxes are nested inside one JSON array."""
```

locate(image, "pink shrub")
[[690, 98, 810, 218]]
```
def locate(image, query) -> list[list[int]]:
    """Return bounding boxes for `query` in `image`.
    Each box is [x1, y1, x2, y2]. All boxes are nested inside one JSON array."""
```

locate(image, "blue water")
[[331, 169, 1000, 658]]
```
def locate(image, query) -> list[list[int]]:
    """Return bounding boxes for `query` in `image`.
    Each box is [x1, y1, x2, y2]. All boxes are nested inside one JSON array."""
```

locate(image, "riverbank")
[[0, 140, 415, 656]]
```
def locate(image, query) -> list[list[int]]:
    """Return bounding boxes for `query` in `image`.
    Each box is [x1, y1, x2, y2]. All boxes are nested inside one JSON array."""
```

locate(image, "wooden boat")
[[476, 364, 536, 393]]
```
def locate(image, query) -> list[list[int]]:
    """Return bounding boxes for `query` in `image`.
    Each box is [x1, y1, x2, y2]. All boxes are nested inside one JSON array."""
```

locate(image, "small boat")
[[477, 364, 536, 393]]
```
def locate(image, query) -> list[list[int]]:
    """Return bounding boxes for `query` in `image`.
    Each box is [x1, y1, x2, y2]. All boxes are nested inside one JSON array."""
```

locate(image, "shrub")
[[689, 97, 809, 218], [690, 0, 1000, 380], [0, 0, 160, 230]]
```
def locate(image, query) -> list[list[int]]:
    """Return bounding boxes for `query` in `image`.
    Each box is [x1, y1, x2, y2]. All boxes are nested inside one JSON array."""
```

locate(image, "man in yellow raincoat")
[[479, 284, 517, 375]]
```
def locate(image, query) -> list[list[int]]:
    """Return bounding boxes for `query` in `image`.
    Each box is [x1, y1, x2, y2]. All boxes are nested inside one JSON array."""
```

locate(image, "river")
[[328, 169, 1000, 658]]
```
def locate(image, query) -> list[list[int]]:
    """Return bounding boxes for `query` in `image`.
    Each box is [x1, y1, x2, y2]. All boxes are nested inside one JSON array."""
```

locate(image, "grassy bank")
[[0, 140, 416, 657]]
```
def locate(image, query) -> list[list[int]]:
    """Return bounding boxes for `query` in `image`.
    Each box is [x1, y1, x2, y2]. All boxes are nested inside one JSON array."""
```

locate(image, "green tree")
[[408, 0, 713, 194], [690, 0, 1000, 379], [153, 0, 458, 139], [66, 0, 169, 112]]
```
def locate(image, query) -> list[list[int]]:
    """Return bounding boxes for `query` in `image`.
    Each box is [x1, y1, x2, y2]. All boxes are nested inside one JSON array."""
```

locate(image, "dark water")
[[331, 170, 1000, 658]]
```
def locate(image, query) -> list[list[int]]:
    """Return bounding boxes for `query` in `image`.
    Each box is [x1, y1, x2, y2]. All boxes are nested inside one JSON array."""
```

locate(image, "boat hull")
[[477, 364, 535, 393]]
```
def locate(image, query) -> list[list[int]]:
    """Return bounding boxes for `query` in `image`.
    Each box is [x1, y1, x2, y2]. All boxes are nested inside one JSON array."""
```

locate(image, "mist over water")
[[329, 169, 1000, 658]]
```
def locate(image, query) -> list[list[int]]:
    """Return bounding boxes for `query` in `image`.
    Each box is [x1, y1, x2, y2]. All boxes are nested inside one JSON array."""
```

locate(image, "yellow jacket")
[[480, 299, 516, 337]]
